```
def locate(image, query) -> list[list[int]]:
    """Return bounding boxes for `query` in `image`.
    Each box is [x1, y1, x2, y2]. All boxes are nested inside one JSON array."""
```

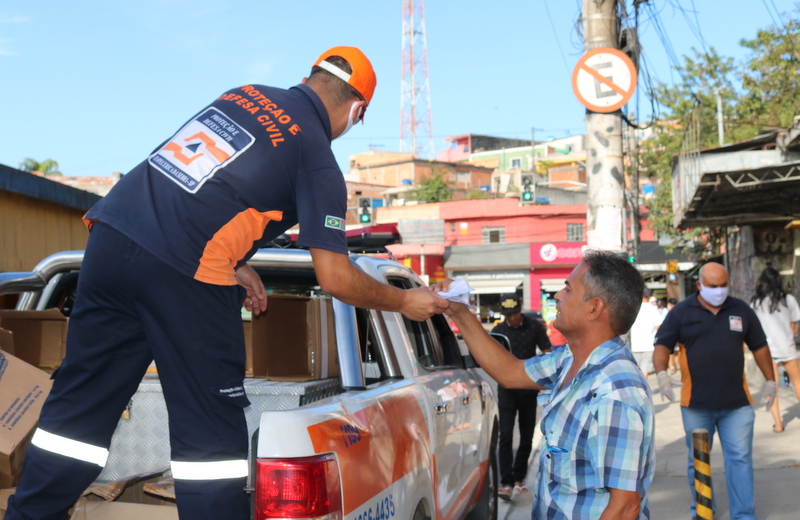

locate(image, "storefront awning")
[[467, 279, 523, 295], [539, 278, 566, 292]]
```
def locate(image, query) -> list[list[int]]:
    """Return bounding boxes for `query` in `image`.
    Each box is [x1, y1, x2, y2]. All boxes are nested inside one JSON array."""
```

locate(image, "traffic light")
[[626, 245, 635, 264], [520, 174, 534, 204], [357, 196, 372, 224]]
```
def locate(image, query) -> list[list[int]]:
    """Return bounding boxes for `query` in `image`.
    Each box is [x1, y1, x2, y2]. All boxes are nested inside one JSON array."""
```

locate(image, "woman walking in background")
[[750, 267, 800, 432]]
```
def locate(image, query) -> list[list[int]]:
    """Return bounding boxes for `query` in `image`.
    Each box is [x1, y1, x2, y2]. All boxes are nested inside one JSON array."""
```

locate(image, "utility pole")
[[582, 0, 625, 252], [715, 88, 724, 146], [628, 114, 639, 260]]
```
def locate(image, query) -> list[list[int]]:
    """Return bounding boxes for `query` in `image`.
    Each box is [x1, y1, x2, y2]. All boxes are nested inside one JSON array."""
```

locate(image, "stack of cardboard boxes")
[[1, 294, 339, 518], [243, 294, 339, 380]]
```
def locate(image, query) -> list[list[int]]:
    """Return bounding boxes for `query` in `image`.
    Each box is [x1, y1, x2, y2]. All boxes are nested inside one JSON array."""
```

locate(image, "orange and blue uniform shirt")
[[654, 293, 768, 408], [85, 83, 348, 285]]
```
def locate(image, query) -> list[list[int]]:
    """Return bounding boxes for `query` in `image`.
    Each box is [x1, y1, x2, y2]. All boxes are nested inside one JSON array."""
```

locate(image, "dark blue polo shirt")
[[85, 83, 348, 286], [492, 315, 550, 394], [655, 293, 768, 409]]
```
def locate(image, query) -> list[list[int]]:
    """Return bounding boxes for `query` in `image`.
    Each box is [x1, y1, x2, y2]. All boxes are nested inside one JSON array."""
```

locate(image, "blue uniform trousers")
[[6, 222, 250, 520]]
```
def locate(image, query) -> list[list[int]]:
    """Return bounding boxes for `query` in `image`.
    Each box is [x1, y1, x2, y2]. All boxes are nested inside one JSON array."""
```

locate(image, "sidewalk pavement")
[[497, 351, 800, 519]]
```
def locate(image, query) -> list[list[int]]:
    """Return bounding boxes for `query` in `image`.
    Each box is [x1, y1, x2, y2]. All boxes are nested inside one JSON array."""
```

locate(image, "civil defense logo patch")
[[325, 216, 345, 231]]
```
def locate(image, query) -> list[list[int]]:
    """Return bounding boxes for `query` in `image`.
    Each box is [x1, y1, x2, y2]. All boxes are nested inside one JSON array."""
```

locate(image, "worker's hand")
[[235, 264, 267, 315], [400, 287, 450, 321], [762, 380, 777, 411], [428, 279, 467, 317], [656, 371, 681, 402]]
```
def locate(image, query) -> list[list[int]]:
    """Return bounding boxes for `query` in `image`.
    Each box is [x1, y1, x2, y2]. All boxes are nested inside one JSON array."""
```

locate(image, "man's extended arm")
[[599, 488, 641, 520], [310, 248, 449, 322], [440, 293, 545, 390]]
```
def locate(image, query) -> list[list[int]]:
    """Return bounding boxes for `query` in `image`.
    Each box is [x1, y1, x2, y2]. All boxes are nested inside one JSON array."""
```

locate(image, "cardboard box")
[[1, 487, 15, 520], [0, 310, 67, 369], [0, 330, 12, 356], [0, 350, 53, 488], [69, 499, 177, 520], [245, 295, 338, 381]]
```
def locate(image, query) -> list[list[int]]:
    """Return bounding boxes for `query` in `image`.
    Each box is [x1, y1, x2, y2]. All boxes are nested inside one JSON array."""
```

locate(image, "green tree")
[[643, 8, 800, 258], [738, 10, 800, 129], [407, 169, 453, 203], [465, 188, 489, 200], [642, 47, 746, 257], [19, 158, 63, 176]]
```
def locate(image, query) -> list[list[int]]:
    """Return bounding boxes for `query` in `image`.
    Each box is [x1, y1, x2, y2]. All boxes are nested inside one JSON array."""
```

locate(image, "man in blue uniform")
[[6, 47, 449, 520], [653, 262, 776, 520]]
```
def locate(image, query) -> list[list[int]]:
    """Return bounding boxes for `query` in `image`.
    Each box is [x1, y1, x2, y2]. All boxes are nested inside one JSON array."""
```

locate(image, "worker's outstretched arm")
[[310, 248, 449, 322], [429, 279, 545, 391]]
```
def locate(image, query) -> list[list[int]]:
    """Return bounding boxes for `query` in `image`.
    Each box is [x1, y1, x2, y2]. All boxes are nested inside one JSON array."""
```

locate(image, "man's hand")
[[656, 371, 681, 402], [235, 264, 267, 315], [428, 279, 468, 317], [762, 380, 777, 411], [399, 287, 450, 321]]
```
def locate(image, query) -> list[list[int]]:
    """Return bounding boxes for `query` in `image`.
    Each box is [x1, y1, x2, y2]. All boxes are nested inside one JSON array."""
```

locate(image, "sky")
[[1, 0, 796, 178]]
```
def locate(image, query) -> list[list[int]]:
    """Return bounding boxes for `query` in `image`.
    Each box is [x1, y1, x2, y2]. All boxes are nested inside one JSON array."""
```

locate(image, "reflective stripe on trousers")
[[31, 428, 109, 467], [171, 459, 249, 480]]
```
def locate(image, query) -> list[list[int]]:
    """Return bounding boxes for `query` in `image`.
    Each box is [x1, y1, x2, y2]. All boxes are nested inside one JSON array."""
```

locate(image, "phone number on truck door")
[[354, 494, 395, 520]]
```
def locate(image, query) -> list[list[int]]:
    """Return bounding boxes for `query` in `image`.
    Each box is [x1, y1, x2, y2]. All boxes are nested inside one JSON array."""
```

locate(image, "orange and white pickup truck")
[[0, 247, 500, 520]]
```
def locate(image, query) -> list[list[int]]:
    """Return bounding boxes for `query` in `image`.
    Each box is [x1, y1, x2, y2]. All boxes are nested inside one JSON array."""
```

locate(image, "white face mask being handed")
[[336, 101, 364, 139], [699, 282, 728, 306]]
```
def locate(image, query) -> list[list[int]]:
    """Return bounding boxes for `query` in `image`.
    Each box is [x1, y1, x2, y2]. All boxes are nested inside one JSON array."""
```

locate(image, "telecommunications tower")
[[400, 0, 434, 158]]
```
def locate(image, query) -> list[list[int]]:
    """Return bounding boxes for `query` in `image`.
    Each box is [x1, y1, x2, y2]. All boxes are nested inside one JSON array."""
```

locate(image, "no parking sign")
[[572, 47, 637, 113]]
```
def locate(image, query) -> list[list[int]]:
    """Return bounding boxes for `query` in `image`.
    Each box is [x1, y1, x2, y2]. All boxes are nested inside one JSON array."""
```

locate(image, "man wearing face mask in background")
[[6, 47, 450, 520], [653, 262, 776, 520]]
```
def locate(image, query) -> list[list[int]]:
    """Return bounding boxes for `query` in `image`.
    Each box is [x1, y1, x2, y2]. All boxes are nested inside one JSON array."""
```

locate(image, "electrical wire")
[[664, 0, 710, 53], [542, 0, 573, 77], [761, 0, 783, 28], [645, 1, 701, 102]]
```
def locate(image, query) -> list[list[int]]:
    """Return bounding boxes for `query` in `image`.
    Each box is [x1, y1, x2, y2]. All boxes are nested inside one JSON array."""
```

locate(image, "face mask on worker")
[[336, 101, 364, 139], [699, 282, 728, 306]]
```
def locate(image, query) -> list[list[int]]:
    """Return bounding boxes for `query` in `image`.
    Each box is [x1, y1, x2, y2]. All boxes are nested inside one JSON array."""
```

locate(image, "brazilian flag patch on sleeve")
[[325, 216, 345, 231]]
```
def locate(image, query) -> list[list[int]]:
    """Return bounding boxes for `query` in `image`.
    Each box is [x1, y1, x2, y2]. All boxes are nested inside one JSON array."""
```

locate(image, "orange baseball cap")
[[314, 46, 377, 105]]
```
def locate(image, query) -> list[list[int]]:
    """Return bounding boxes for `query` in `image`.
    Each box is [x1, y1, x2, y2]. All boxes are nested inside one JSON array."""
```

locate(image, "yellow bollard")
[[693, 428, 713, 520]]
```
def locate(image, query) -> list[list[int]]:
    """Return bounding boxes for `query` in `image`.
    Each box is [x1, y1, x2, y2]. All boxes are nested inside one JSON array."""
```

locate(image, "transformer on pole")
[[401, 0, 434, 158]]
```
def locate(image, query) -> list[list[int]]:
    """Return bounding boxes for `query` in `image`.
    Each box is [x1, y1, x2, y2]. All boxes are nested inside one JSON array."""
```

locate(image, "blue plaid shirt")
[[524, 337, 655, 519]]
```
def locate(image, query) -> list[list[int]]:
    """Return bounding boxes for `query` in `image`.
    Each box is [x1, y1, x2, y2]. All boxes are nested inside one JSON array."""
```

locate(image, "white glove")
[[762, 380, 777, 411], [656, 371, 681, 402]]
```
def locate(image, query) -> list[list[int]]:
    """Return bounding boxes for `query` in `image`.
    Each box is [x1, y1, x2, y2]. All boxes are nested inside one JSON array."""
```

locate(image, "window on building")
[[510, 158, 522, 169], [567, 223, 584, 242], [450, 222, 455, 232], [482, 227, 505, 244], [456, 171, 470, 184]]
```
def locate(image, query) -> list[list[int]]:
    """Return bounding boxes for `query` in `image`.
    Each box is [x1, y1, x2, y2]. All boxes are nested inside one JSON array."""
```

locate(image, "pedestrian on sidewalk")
[[653, 262, 777, 520], [546, 319, 567, 349], [750, 266, 800, 433], [491, 294, 551, 501], [438, 250, 655, 519], [629, 288, 663, 379]]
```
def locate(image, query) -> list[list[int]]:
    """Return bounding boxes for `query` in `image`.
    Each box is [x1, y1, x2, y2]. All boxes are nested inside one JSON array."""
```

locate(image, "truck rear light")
[[255, 454, 342, 520]]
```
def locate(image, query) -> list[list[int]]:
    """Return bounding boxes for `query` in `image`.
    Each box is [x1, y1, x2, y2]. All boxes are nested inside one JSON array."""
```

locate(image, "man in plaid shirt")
[[437, 249, 654, 519]]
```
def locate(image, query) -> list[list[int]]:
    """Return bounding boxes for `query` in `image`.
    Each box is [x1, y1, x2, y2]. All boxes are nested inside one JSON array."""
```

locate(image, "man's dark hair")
[[308, 56, 364, 107], [580, 249, 644, 335]]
